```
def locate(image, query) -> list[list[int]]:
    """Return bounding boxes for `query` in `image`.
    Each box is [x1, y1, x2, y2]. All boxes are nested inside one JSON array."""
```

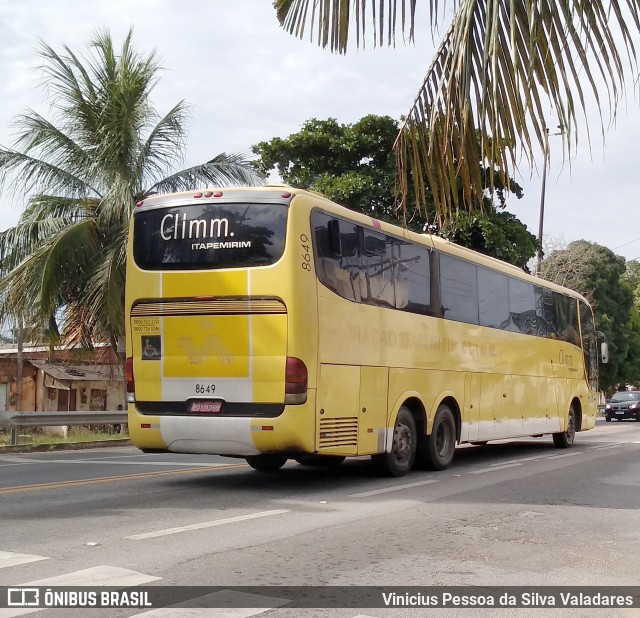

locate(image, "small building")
[[29, 361, 125, 413], [0, 343, 124, 416]]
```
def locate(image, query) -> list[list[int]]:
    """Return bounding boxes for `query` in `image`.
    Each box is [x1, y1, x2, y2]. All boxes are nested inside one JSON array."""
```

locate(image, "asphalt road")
[[0, 418, 639, 617]]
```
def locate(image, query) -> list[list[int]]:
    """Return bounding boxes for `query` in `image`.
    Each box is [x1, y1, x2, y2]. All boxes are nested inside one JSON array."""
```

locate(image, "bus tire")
[[295, 455, 345, 467], [245, 454, 287, 472], [421, 404, 456, 470], [371, 406, 416, 477], [553, 406, 576, 448]]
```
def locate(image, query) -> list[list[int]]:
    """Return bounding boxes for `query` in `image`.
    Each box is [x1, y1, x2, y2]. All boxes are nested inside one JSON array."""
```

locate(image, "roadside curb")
[[0, 439, 131, 454]]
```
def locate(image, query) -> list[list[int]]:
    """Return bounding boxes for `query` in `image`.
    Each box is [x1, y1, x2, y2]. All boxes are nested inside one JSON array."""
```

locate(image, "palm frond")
[[146, 153, 264, 196], [0, 219, 102, 325], [0, 147, 100, 199], [63, 226, 128, 345], [135, 101, 189, 191], [275, 0, 640, 219], [274, 0, 418, 53]]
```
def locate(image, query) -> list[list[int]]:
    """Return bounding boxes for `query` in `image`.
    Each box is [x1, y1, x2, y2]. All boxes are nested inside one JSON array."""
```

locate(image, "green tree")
[[274, 1, 640, 221], [0, 29, 261, 349], [253, 114, 537, 267], [541, 241, 640, 390]]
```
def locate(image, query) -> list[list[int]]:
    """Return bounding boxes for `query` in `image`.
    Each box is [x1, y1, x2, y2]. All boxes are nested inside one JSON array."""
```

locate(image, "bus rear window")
[[133, 202, 288, 270]]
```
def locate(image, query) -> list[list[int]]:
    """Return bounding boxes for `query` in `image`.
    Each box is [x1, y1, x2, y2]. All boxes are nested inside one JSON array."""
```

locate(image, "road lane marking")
[[469, 462, 522, 474], [544, 452, 583, 459], [349, 479, 438, 498], [0, 551, 48, 569], [126, 509, 289, 540], [129, 589, 290, 618], [25, 564, 161, 586], [588, 444, 624, 451], [0, 463, 246, 495]]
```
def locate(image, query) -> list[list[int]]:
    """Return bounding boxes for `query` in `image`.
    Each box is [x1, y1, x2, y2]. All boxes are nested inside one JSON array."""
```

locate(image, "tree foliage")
[[0, 29, 261, 348], [541, 241, 640, 390], [253, 114, 537, 268], [274, 0, 640, 222]]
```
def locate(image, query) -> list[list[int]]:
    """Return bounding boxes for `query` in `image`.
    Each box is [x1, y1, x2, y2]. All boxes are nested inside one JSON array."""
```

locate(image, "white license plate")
[[615, 411, 625, 415]]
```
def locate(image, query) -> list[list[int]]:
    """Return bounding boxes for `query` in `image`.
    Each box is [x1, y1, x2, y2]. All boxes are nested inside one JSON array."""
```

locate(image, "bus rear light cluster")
[[125, 357, 135, 403], [285, 357, 307, 405]]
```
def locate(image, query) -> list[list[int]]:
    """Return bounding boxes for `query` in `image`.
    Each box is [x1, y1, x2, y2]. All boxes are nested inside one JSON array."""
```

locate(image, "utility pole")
[[536, 126, 565, 276], [12, 320, 23, 446], [536, 128, 550, 277]]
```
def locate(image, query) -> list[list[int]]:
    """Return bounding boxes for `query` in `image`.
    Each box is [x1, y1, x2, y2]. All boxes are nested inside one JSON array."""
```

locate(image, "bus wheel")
[[423, 404, 456, 470], [245, 454, 287, 472], [295, 455, 346, 467], [372, 406, 416, 477], [553, 406, 576, 448]]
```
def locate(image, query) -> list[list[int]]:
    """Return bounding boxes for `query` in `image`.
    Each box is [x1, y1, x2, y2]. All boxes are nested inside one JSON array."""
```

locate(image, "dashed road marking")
[[0, 551, 47, 569], [469, 462, 522, 474], [126, 509, 289, 540], [349, 479, 438, 498]]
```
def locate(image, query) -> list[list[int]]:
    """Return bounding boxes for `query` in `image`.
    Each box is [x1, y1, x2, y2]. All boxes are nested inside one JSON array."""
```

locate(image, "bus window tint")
[[478, 267, 509, 328], [554, 294, 581, 346], [507, 279, 538, 334], [133, 202, 288, 270], [440, 254, 479, 324], [394, 242, 431, 314], [360, 230, 395, 307], [535, 287, 557, 338], [313, 213, 360, 302]]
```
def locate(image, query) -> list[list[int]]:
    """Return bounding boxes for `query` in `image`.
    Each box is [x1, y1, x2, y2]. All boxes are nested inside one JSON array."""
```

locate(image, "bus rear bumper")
[[128, 391, 316, 457]]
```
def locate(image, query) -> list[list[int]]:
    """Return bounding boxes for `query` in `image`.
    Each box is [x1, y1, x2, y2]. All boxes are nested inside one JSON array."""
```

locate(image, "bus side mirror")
[[601, 342, 609, 364]]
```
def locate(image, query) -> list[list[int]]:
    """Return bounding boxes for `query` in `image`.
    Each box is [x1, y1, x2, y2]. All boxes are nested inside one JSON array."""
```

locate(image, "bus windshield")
[[133, 201, 288, 270]]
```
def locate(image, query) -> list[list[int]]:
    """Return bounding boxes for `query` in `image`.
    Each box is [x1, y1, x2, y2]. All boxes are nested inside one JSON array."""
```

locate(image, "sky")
[[1, 0, 640, 262]]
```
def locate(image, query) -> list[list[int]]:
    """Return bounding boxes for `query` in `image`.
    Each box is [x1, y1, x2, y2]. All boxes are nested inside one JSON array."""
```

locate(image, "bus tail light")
[[126, 357, 135, 403], [285, 357, 307, 405]]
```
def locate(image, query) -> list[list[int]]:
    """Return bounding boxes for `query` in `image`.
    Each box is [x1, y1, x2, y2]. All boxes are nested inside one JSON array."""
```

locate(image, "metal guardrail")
[[0, 410, 127, 431]]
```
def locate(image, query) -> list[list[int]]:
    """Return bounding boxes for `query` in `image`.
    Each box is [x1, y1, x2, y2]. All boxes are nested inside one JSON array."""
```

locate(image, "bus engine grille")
[[319, 417, 358, 449]]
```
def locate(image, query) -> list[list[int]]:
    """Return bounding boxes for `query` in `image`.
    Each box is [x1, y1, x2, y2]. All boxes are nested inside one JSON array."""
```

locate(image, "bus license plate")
[[190, 400, 222, 414]]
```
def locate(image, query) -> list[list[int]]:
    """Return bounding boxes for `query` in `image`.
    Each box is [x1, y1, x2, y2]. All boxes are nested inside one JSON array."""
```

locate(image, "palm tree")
[[274, 1, 640, 220], [0, 29, 262, 350]]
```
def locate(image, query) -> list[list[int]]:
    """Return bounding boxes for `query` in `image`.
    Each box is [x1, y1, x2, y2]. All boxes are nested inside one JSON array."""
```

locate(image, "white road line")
[[588, 444, 623, 451], [129, 589, 290, 618], [544, 452, 583, 459], [469, 462, 522, 475], [126, 509, 289, 540], [0, 566, 160, 618], [349, 479, 438, 498], [25, 565, 161, 586], [0, 551, 48, 569]]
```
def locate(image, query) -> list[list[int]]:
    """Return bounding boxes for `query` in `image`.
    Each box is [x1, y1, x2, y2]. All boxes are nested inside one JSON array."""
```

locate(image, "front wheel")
[[371, 406, 416, 477], [245, 454, 287, 472], [553, 406, 576, 448]]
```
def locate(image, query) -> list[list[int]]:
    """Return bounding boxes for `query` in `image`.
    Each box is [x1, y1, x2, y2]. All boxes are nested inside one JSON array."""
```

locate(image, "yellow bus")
[[125, 186, 607, 476]]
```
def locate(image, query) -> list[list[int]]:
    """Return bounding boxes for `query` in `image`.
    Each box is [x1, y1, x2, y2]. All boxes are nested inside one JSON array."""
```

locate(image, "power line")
[[614, 236, 640, 250]]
